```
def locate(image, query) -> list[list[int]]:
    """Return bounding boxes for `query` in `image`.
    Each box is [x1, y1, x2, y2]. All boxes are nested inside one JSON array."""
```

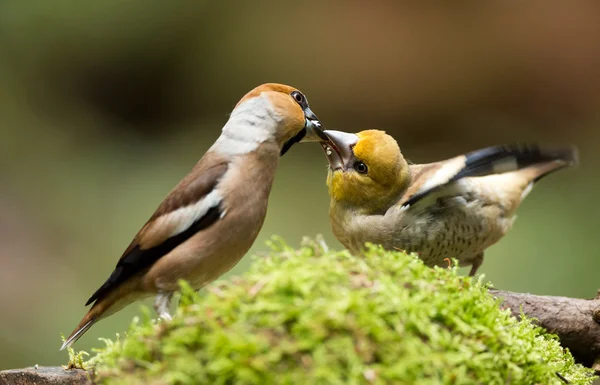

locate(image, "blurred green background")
[[1, 0, 600, 370]]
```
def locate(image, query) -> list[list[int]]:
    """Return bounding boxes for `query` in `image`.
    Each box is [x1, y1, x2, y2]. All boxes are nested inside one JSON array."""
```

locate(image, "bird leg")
[[154, 291, 173, 321], [468, 253, 484, 277]]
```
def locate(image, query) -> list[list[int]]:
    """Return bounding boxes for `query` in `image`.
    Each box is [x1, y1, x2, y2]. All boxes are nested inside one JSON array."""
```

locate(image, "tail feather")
[[61, 318, 96, 351], [60, 285, 141, 350], [450, 143, 578, 183], [531, 146, 578, 182], [403, 143, 578, 208], [60, 293, 112, 351], [61, 313, 97, 351]]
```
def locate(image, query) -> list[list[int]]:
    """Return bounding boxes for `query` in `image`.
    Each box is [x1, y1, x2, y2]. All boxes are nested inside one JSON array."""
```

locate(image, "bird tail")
[[529, 146, 578, 182], [451, 143, 579, 183], [60, 308, 100, 351], [61, 285, 142, 351], [60, 290, 126, 350], [403, 144, 578, 208]]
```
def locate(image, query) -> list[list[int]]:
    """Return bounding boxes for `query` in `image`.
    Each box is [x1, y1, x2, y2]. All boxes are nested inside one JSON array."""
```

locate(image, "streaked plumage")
[[321, 129, 577, 276], [61, 83, 326, 349]]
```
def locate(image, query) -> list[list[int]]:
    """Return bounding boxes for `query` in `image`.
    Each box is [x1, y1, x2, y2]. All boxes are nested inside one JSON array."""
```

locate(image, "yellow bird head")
[[234, 83, 326, 155], [321, 129, 411, 214]]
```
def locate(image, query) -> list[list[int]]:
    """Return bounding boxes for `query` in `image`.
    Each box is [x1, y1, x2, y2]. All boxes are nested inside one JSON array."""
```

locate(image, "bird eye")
[[291, 91, 305, 105], [354, 161, 368, 174]]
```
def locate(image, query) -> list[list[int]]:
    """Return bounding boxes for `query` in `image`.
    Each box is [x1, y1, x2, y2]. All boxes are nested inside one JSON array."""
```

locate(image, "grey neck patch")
[[210, 94, 281, 156]]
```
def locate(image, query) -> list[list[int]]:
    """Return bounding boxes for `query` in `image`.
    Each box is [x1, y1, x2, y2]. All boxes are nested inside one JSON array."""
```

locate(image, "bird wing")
[[85, 155, 229, 306], [400, 144, 577, 209]]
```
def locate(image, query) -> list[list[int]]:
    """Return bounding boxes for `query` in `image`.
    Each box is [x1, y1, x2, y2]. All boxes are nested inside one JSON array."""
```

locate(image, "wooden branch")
[[0, 367, 89, 385], [490, 289, 600, 368]]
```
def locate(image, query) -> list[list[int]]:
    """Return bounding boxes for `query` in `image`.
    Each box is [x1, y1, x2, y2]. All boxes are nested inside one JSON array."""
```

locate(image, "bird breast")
[[331, 179, 517, 268]]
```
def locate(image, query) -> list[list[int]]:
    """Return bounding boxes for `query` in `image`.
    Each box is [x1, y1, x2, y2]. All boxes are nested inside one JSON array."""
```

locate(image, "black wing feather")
[[449, 144, 575, 182], [85, 204, 222, 306], [402, 143, 576, 208]]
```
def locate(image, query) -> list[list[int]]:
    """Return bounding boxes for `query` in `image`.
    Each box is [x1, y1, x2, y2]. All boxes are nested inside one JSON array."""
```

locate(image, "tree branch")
[[0, 367, 89, 385], [490, 289, 600, 368]]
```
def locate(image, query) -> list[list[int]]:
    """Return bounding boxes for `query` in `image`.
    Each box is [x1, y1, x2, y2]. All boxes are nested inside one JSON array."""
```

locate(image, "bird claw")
[[154, 291, 173, 321], [159, 311, 173, 321]]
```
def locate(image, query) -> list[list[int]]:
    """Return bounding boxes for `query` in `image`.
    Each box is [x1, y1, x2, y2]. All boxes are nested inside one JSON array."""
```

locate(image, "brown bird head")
[[321, 129, 411, 214], [233, 83, 326, 156]]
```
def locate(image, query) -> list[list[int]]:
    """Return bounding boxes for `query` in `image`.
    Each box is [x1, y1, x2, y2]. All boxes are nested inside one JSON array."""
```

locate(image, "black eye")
[[354, 161, 368, 174], [291, 91, 304, 105]]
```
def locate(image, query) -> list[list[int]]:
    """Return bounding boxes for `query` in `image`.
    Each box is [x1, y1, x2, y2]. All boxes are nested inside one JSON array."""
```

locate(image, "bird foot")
[[159, 311, 173, 321], [468, 253, 484, 277], [154, 291, 173, 321]]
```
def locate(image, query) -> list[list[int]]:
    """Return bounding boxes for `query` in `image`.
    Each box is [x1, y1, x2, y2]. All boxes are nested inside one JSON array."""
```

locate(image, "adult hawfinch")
[[61, 83, 326, 349]]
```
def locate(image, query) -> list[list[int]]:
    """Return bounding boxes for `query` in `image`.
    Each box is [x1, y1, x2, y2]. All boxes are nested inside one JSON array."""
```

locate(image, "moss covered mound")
[[90, 238, 595, 385]]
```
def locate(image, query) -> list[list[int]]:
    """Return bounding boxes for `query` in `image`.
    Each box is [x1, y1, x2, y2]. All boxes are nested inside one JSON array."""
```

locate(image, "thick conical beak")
[[280, 105, 327, 156], [301, 107, 327, 142], [320, 130, 359, 171]]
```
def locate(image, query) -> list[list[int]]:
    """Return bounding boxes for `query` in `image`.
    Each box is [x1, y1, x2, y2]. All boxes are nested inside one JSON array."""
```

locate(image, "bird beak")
[[280, 107, 327, 156], [301, 107, 327, 142], [320, 130, 359, 171]]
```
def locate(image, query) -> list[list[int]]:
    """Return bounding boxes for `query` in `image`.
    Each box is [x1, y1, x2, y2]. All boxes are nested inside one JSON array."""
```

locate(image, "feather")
[[85, 158, 229, 306], [85, 204, 222, 306], [402, 144, 577, 208], [60, 319, 94, 351]]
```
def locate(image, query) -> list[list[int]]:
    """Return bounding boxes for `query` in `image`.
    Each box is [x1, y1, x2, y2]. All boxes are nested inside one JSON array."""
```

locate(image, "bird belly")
[[143, 196, 269, 292], [390, 196, 515, 268], [332, 193, 515, 269], [143, 152, 277, 292]]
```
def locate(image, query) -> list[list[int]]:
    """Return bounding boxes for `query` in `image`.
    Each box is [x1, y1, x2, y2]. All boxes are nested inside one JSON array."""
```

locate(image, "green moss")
[[89, 237, 595, 385], [61, 333, 89, 370]]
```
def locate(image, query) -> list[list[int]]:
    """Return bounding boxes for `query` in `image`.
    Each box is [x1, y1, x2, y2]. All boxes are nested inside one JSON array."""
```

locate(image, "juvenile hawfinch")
[[320, 129, 577, 276], [61, 83, 326, 349]]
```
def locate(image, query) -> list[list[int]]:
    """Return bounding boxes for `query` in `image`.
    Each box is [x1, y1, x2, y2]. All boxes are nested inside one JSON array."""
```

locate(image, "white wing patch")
[[210, 94, 282, 156], [415, 156, 466, 195], [154, 189, 223, 238], [408, 182, 464, 213]]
